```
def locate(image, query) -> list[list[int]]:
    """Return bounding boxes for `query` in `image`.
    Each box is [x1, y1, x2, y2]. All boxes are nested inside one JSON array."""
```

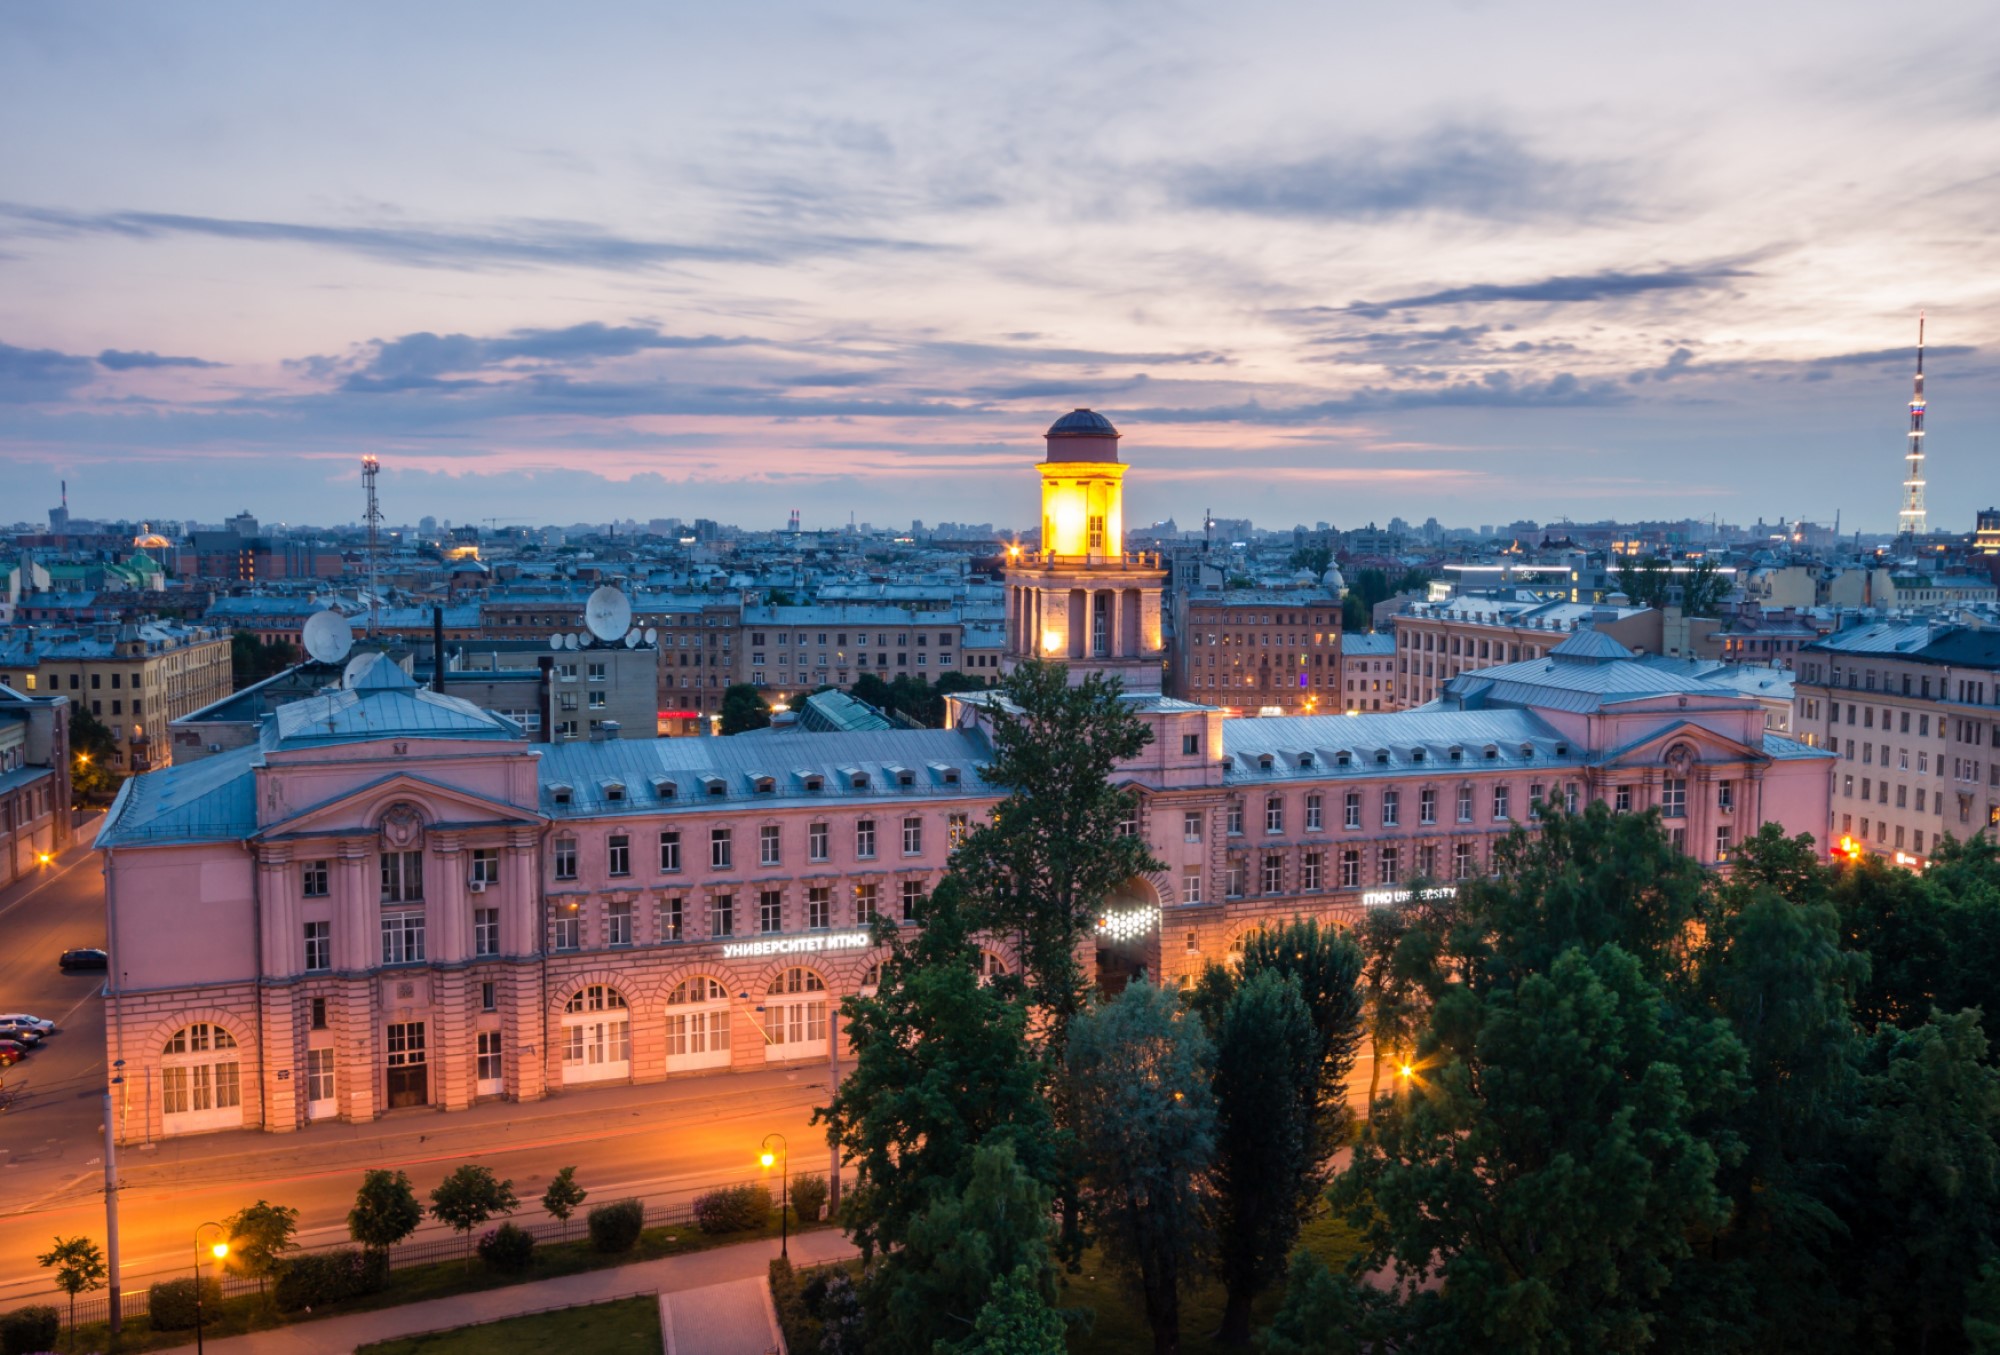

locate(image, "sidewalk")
[[163, 1229, 855, 1354]]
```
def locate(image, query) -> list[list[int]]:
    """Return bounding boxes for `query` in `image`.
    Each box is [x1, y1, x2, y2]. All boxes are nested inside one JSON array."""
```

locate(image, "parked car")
[[0, 1025, 42, 1047], [58, 948, 107, 971], [0, 1040, 29, 1064], [0, 1014, 53, 1034]]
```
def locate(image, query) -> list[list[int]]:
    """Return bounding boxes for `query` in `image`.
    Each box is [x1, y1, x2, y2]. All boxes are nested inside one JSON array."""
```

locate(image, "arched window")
[[666, 976, 731, 1072], [977, 951, 1008, 984], [561, 985, 630, 1085], [764, 968, 827, 1061], [161, 1023, 243, 1134]]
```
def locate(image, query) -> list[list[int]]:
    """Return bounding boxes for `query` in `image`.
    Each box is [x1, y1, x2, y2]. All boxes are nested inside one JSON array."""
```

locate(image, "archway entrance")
[[1092, 877, 1161, 997]]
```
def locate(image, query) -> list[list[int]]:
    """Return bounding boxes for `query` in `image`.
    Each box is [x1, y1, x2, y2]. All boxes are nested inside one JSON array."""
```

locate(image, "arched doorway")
[[160, 1022, 243, 1135], [764, 967, 827, 1062], [665, 976, 732, 1072], [561, 984, 632, 1084], [1093, 878, 1162, 996]]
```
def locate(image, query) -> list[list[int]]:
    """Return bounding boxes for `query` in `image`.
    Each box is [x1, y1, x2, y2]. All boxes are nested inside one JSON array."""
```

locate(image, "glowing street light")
[[193, 1222, 229, 1355], [760, 1132, 790, 1259]]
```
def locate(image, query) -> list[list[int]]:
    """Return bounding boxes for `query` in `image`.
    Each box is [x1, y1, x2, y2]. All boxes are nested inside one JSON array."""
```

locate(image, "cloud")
[[96, 348, 224, 370], [337, 322, 760, 391], [1341, 264, 1753, 319], [1169, 126, 1617, 222], [915, 340, 1230, 367], [0, 204, 934, 273], [0, 340, 96, 403], [1120, 371, 1631, 425]]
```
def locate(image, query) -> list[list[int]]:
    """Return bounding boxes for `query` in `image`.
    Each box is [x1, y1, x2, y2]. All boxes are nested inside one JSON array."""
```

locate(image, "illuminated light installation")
[[1360, 884, 1458, 908], [1900, 314, 1928, 538], [1095, 904, 1160, 942]]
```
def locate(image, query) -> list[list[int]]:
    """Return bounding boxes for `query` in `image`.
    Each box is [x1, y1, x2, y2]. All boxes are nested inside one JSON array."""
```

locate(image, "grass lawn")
[[356, 1295, 664, 1355], [1061, 1210, 1366, 1354]]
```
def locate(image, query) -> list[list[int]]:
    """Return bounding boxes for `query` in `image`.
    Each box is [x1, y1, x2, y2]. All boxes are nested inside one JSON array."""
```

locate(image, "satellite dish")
[[623, 631, 639, 648], [643, 628, 658, 645], [564, 633, 579, 650], [548, 634, 564, 651], [341, 652, 377, 688], [584, 586, 633, 643], [302, 610, 354, 665]]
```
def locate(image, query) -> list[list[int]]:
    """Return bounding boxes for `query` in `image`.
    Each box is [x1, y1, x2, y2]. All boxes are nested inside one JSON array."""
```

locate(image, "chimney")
[[431, 605, 446, 693]]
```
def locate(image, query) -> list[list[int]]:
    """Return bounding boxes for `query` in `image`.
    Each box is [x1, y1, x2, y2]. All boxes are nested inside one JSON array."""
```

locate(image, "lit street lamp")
[[193, 1222, 228, 1355], [760, 1133, 789, 1259]]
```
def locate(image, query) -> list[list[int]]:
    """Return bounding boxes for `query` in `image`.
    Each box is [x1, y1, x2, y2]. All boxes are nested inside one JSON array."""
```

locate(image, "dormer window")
[[1411, 749, 1425, 763], [1449, 745, 1464, 761], [602, 780, 626, 803], [754, 776, 776, 795], [1374, 751, 1389, 765], [888, 765, 915, 787], [652, 777, 677, 800], [851, 772, 870, 790], [1554, 743, 1569, 757], [550, 782, 573, 806], [704, 776, 726, 797], [1297, 753, 1314, 769], [1336, 751, 1352, 767], [929, 762, 962, 785], [1484, 745, 1499, 760], [1257, 754, 1275, 771], [803, 774, 824, 792], [1520, 744, 1535, 760]]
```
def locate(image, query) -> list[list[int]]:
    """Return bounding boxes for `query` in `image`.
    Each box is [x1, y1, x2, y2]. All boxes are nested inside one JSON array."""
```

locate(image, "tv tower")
[[362, 455, 382, 634], [1899, 314, 1928, 539]]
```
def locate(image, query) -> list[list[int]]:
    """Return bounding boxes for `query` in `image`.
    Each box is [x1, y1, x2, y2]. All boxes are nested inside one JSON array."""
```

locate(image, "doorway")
[[385, 1021, 428, 1108]]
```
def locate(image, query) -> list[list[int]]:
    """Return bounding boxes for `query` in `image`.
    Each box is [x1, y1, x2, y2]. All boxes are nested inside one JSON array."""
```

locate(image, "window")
[[765, 968, 829, 1059], [902, 879, 925, 921], [311, 997, 328, 1029], [1182, 733, 1200, 756], [710, 828, 733, 870], [1227, 803, 1244, 836], [554, 836, 577, 880], [306, 1046, 335, 1108], [607, 834, 631, 877], [659, 896, 685, 942], [1382, 790, 1400, 828], [304, 921, 330, 973], [476, 1032, 502, 1091], [1492, 785, 1511, 821], [808, 886, 831, 930], [607, 900, 633, 946], [481, 981, 496, 1012], [1305, 794, 1323, 831], [1453, 841, 1474, 880], [562, 985, 631, 1081], [1345, 792, 1362, 830], [659, 830, 681, 872], [1226, 862, 1245, 898], [1302, 851, 1322, 891], [1183, 870, 1202, 904], [380, 850, 423, 902], [760, 889, 784, 934], [856, 882, 880, 923], [809, 822, 829, 862], [1417, 788, 1436, 826], [552, 910, 579, 950], [1417, 843, 1438, 877], [1615, 785, 1632, 813], [381, 910, 425, 965], [1565, 783, 1579, 815], [902, 816, 924, 855], [760, 825, 782, 867], [1457, 785, 1473, 823], [1715, 826, 1733, 861], [474, 908, 500, 957], [1266, 796, 1284, 833], [1339, 849, 1361, 889], [1718, 781, 1735, 812], [1662, 778, 1687, 819], [302, 860, 329, 898], [468, 848, 498, 886], [1262, 854, 1283, 894], [1379, 847, 1401, 885], [710, 894, 735, 938], [856, 819, 877, 859], [949, 813, 970, 848]]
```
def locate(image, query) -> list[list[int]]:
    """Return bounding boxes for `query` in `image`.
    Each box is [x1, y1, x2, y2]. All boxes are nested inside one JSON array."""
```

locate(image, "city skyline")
[[5, 2, 2000, 530]]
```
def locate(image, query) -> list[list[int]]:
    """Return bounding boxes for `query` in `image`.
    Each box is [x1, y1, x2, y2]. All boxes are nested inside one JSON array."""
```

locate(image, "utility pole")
[[103, 1067, 122, 1335], [827, 1011, 842, 1214]]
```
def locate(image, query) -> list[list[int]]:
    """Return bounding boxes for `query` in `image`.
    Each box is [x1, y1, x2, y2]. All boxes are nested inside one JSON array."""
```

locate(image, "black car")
[[0, 1025, 43, 1047], [58, 947, 108, 971]]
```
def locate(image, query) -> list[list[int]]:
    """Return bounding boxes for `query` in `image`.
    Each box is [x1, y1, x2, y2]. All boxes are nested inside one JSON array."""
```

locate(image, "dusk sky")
[[3, 2, 1997, 535]]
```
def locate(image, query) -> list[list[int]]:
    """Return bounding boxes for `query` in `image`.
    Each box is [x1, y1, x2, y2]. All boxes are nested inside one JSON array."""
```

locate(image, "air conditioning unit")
[[468, 880, 488, 894]]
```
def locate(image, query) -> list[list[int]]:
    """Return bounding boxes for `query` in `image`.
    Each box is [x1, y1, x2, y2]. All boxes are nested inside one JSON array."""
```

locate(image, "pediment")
[[253, 771, 545, 841], [1596, 720, 1763, 770]]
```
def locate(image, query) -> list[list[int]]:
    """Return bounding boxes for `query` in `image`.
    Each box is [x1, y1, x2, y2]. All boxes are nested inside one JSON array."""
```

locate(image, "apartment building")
[[1392, 599, 1659, 708], [0, 622, 231, 772], [1169, 589, 1342, 713], [0, 682, 72, 888], [741, 604, 965, 702], [1339, 633, 1396, 712]]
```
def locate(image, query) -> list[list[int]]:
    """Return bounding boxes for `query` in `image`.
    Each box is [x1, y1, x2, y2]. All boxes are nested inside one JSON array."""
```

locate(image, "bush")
[[790, 1172, 828, 1224], [694, 1183, 772, 1235], [273, 1248, 390, 1312], [768, 1256, 820, 1354], [0, 1305, 59, 1355], [147, 1277, 222, 1331], [587, 1198, 646, 1253], [477, 1222, 537, 1273]]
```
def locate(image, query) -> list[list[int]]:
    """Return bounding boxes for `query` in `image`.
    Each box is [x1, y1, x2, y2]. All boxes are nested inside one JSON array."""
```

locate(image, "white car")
[[0, 1014, 54, 1034]]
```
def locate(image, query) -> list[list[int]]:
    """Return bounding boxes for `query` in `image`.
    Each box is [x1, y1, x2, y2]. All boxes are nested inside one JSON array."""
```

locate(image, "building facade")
[[0, 682, 72, 889], [1168, 589, 1342, 713], [0, 622, 232, 772]]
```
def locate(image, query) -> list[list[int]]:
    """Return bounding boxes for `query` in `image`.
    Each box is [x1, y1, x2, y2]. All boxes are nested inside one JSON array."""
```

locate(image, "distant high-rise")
[[1899, 314, 1928, 538]]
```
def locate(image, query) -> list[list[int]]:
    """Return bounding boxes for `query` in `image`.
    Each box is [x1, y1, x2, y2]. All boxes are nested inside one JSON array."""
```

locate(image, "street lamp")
[[760, 1132, 789, 1259], [193, 1222, 229, 1355]]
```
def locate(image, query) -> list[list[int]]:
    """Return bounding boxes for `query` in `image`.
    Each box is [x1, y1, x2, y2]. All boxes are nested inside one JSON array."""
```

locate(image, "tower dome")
[[1044, 408, 1121, 463]]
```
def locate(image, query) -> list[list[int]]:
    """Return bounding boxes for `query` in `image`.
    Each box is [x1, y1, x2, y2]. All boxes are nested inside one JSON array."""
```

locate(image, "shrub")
[[0, 1305, 59, 1355], [587, 1198, 646, 1253], [790, 1172, 828, 1225], [694, 1183, 772, 1235], [767, 1256, 819, 1354], [147, 1277, 222, 1331], [477, 1222, 538, 1273], [273, 1248, 390, 1312]]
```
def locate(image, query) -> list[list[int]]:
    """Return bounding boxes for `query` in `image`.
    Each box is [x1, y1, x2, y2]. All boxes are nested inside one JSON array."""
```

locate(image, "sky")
[[3, 1, 1998, 535]]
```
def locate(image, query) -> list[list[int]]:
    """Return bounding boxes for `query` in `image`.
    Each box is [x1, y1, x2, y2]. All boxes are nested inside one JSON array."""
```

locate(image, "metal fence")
[[10, 1175, 776, 1330]]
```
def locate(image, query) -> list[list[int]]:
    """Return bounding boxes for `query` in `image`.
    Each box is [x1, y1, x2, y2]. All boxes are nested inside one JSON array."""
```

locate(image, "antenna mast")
[[1899, 313, 1928, 539], [362, 455, 382, 635]]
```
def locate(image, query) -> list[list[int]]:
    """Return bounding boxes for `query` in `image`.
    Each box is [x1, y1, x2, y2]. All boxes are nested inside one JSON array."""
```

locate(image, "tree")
[[1833, 853, 1951, 1032], [1334, 945, 1748, 1352], [430, 1164, 519, 1268], [1263, 1250, 1391, 1355], [952, 1265, 1069, 1355], [347, 1169, 422, 1255], [1066, 981, 1216, 1355], [68, 705, 119, 799], [36, 1235, 106, 1341], [719, 682, 771, 734], [225, 1199, 300, 1297], [1201, 969, 1319, 1345], [1354, 890, 1457, 1111], [872, 1140, 1062, 1354], [815, 877, 1058, 1260], [542, 1165, 587, 1225], [230, 629, 300, 688], [1288, 545, 1333, 578]]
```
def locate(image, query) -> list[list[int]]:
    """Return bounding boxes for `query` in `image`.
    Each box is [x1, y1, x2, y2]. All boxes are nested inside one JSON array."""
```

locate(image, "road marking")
[[0, 829, 99, 920]]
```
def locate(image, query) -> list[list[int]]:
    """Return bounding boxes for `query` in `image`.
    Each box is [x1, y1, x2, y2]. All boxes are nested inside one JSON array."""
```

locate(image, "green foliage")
[[1067, 980, 1217, 1355], [1613, 555, 1728, 615], [848, 671, 984, 727], [226, 1198, 301, 1295], [67, 703, 120, 798], [430, 1165, 518, 1265], [1287, 545, 1333, 578], [870, 1140, 1061, 1355], [0, 1305, 58, 1355], [1354, 888, 1457, 1110], [587, 1197, 648, 1250], [541, 1165, 587, 1223], [791, 1171, 829, 1224], [1834, 852, 1949, 1032], [1202, 970, 1321, 1345], [952, 1265, 1069, 1355], [720, 682, 772, 733], [1968, 1259, 2000, 1354], [689, 1186, 768, 1236], [1262, 1250, 1389, 1355], [477, 1222, 538, 1273], [768, 1256, 820, 1353], [231, 628, 300, 688], [349, 1169, 423, 1253], [36, 1233, 105, 1336], [815, 876, 1058, 1259], [147, 1276, 221, 1331], [274, 1248, 389, 1311]]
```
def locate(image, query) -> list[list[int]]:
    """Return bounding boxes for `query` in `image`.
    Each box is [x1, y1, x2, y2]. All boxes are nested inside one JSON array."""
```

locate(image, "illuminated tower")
[[1899, 314, 1928, 539], [1004, 410, 1166, 689]]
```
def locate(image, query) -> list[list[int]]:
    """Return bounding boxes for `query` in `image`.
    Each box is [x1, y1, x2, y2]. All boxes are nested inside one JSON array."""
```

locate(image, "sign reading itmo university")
[[722, 930, 874, 960], [1359, 885, 1459, 909]]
